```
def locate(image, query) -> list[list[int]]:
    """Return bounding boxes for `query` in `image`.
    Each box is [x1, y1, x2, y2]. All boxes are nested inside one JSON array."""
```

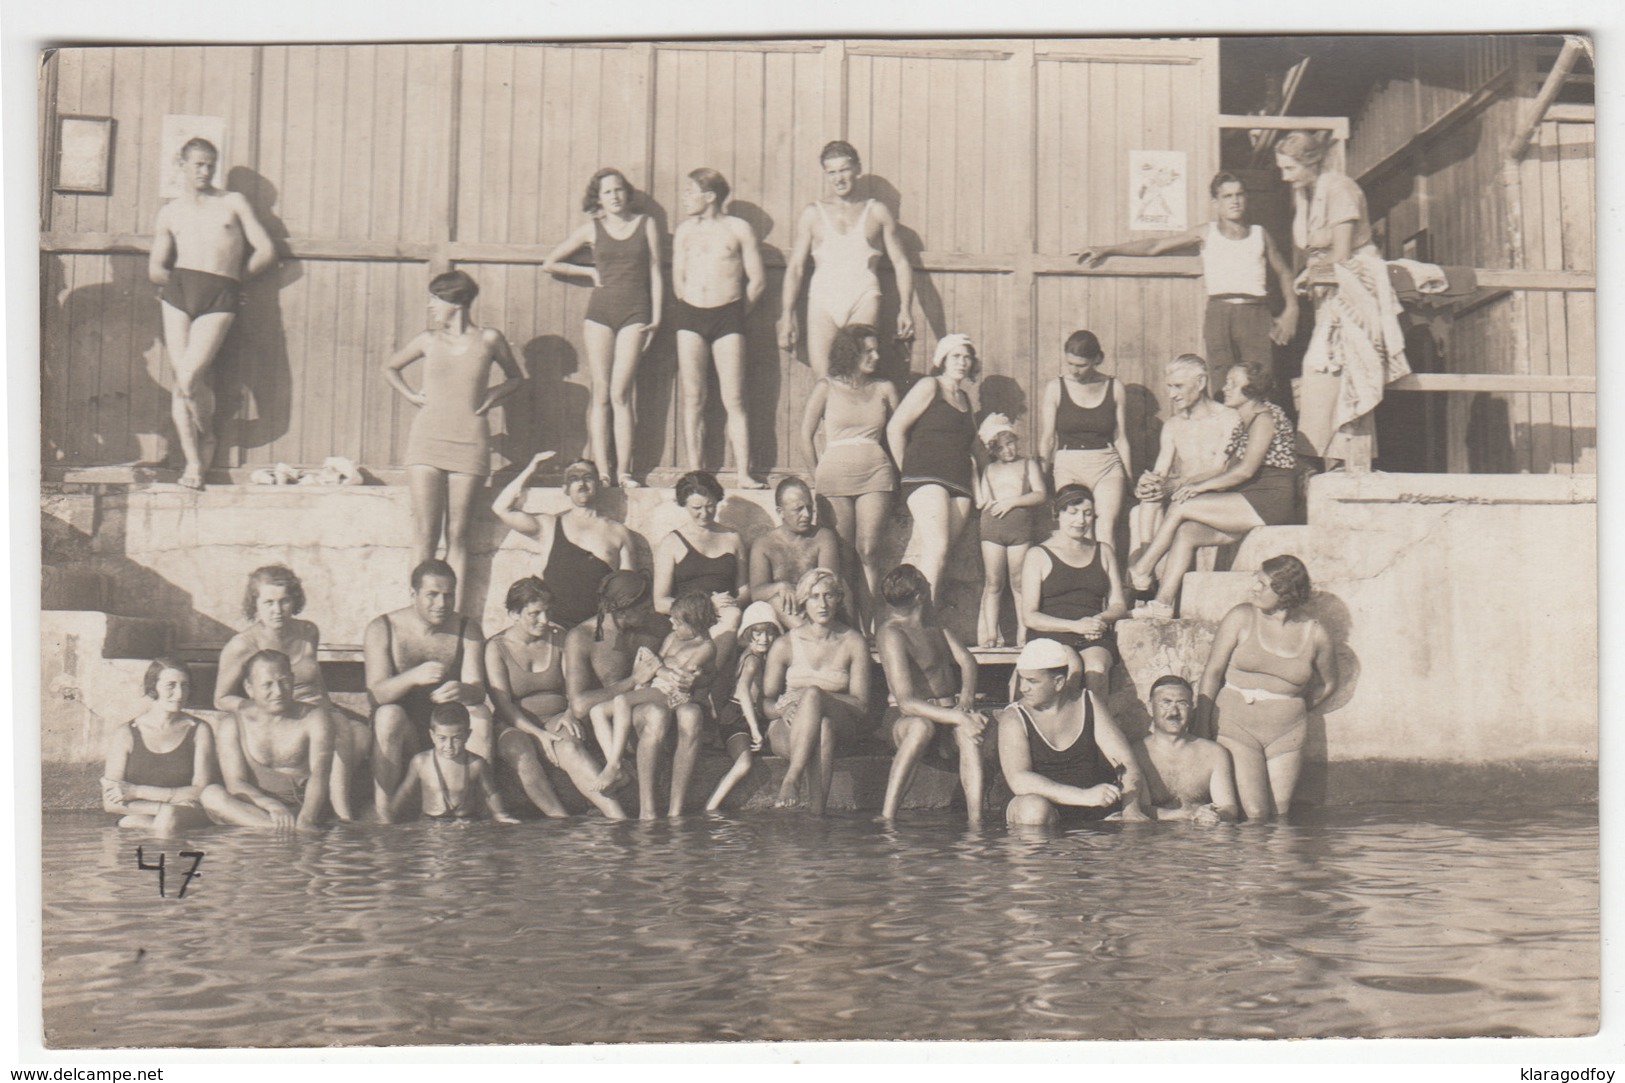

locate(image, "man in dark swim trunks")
[[672, 167, 767, 489], [492, 453, 639, 629], [364, 559, 488, 818], [748, 477, 841, 629], [148, 137, 277, 489], [202, 650, 336, 831], [993, 639, 1150, 826]]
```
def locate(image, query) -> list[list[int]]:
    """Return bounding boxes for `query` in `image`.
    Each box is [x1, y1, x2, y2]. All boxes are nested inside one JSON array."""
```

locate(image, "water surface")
[[42, 807, 1598, 1046]]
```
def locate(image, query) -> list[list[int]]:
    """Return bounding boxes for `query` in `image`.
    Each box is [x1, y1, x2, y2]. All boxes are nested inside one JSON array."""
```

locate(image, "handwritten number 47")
[[135, 847, 205, 898]]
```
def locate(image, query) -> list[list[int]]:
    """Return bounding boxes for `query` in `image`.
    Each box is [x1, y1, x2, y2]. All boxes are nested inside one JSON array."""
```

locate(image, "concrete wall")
[[40, 472, 1597, 806]]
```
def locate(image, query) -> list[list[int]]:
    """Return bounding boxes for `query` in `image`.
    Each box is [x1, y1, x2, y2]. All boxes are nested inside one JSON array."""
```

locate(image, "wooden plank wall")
[[42, 39, 1222, 479], [1349, 35, 1594, 474]]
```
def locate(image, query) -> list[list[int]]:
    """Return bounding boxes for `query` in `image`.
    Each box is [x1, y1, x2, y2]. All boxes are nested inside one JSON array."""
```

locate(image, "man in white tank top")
[[1074, 172, 1298, 394]]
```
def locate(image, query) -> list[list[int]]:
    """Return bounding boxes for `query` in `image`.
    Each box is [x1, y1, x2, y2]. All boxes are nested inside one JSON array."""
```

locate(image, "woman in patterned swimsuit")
[[1127, 363, 1300, 617]]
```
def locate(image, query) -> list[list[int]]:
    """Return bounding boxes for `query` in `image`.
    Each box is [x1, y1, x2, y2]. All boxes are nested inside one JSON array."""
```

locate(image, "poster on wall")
[[1128, 148, 1187, 231], [158, 113, 227, 198]]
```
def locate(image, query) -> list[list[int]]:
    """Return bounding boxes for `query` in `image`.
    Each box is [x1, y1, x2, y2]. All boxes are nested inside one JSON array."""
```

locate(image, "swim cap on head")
[[598, 570, 650, 610], [978, 412, 1017, 446], [931, 333, 976, 373], [1015, 638, 1073, 672], [738, 601, 783, 634]]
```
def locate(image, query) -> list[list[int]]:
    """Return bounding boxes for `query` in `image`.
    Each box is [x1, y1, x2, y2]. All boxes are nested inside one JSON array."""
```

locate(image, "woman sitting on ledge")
[[1021, 483, 1128, 701], [213, 564, 369, 820], [103, 658, 217, 835], [1127, 363, 1299, 619]]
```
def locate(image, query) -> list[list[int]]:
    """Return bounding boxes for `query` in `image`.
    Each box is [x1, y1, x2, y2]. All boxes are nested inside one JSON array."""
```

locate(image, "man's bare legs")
[[881, 714, 933, 819], [1131, 493, 1261, 607], [371, 703, 415, 818], [160, 305, 234, 488], [713, 333, 761, 487], [630, 701, 672, 820], [675, 330, 712, 472], [667, 702, 707, 816], [329, 714, 371, 821], [804, 297, 879, 381]]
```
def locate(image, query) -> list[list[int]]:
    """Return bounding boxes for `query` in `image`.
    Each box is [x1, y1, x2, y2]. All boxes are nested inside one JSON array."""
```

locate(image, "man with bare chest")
[[1129, 354, 1241, 568], [563, 572, 666, 808], [748, 477, 841, 628], [148, 138, 277, 489], [672, 168, 767, 489], [364, 559, 488, 816], [1132, 675, 1240, 823], [202, 650, 336, 831], [874, 565, 990, 822]]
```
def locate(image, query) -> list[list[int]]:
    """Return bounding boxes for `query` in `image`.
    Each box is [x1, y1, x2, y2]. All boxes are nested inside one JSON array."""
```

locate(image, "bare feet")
[[178, 471, 205, 491], [736, 472, 767, 490], [619, 474, 641, 489], [591, 760, 622, 793]]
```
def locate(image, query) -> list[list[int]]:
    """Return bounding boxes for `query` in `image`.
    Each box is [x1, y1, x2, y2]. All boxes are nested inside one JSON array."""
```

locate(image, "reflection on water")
[[43, 807, 1597, 1047]]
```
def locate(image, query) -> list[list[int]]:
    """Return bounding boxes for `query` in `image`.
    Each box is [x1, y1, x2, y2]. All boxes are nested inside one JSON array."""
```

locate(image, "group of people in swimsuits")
[[124, 130, 1376, 832]]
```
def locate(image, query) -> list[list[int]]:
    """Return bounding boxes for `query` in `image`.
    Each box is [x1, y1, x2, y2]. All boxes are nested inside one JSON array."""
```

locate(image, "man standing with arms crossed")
[[149, 137, 277, 489], [673, 168, 768, 489], [1075, 171, 1297, 396]]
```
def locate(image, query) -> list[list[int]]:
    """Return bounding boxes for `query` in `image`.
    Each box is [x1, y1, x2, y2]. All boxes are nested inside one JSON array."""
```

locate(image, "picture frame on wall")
[[53, 114, 113, 194]]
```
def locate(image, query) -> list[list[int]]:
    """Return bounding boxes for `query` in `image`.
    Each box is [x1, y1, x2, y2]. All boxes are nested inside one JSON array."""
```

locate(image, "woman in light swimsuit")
[[1039, 330, 1132, 555], [1199, 554, 1338, 821], [102, 658, 217, 835], [763, 568, 872, 814], [800, 324, 899, 631], [778, 140, 915, 377], [383, 270, 526, 586], [213, 564, 369, 821], [1127, 363, 1299, 618], [486, 576, 627, 819], [889, 333, 981, 605], [543, 168, 665, 487]]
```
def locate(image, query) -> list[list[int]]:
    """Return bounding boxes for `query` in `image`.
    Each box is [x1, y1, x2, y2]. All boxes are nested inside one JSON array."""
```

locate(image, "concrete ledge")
[[41, 755, 1599, 813]]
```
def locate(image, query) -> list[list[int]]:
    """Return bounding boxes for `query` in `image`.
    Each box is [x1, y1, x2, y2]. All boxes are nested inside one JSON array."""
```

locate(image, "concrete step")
[[41, 565, 113, 612], [1175, 571, 1254, 626], [1231, 525, 1315, 571]]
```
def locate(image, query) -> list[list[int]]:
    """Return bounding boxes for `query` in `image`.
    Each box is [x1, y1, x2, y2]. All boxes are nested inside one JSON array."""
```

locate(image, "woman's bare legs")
[[406, 465, 448, 570], [1092, 467, 1130, 560], [609, 324, 646, 484], [906, 486, 973, 605], [444, 471, 482, 588], [583, 320, 617, 480], [1131, 492, 1262, 603], [496, 727, 569, 816]]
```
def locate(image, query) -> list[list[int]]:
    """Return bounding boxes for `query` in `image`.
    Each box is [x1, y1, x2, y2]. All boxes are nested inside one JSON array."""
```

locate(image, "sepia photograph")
[[27, 23, 1600, 1053]]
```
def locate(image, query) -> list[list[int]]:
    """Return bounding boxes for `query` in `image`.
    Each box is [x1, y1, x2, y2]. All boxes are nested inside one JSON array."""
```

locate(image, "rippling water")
[[42, 807, 1597, 1047]]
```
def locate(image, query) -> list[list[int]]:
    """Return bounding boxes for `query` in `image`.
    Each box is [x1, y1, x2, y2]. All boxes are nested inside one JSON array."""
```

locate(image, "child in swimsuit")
[[589, 592, 719, 793], [975, 414, 1048, 648], [705, 602, 783, 811], [389, 704, 518, 824]]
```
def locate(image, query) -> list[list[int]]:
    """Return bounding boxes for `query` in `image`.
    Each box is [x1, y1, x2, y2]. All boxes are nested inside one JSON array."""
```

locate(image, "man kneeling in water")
[[203, 650, 336, 831], [389, 704, 518, 823], [993, 638, 1149, 826], [1131, 675, 1239, 823]]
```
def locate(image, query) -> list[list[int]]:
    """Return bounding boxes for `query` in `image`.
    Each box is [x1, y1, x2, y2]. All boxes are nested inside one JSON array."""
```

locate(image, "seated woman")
[[213, 564, 369, 820], [102, 658, 217, 835], [654, 470, 750, 646], [763, 568, 871, 815], [1020, 484, 1129, 701], [1197, 555, 1338, 821], [485, 576, 627, 820], [1127, 363, 1299, 618]]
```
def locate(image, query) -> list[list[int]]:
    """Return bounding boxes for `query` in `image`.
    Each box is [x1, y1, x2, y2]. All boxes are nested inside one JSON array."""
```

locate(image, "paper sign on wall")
[[1129, 149, 1187, 231], [159, 115, 228, 199]]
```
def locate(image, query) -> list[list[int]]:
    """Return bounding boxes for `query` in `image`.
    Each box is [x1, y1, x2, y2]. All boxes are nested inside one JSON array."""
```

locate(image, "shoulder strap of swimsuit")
[[814, 201, 833, 230], [676, 531, 698, 556]]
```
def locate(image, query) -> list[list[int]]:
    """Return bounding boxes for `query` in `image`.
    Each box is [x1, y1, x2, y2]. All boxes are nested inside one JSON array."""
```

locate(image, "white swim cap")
[[1015, 638, 1073, 672], [978, 412, 1017, 446], [739, 601, 783, 633]]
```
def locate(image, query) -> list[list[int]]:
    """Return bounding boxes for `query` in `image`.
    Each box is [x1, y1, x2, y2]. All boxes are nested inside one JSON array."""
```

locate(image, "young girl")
[[975, 414, 1048, 648], [102, 658, 217, 835], [388, 703, 519, 824], [382, 270, 526, 588], [590, 591, 719, 793], [704, 601, 783, 811]]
